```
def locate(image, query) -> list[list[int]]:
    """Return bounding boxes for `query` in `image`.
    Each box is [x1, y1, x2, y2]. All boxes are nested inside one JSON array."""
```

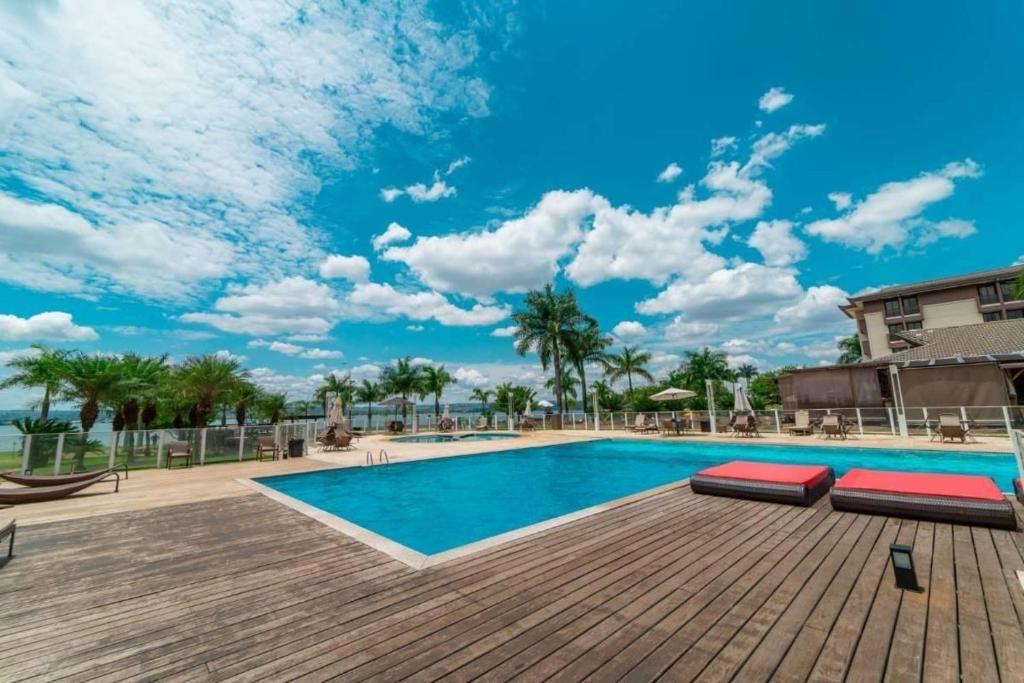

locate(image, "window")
[[888, 323, 905, 340], [1007, 309, 1024, 320], [978, 284, 1000, 305], [904, 321, 923, 331], [983, 311, 1003, 322], [901, 295, 919, 315], [884, 299, 902, 317], [1001, 280, 1020, 301]]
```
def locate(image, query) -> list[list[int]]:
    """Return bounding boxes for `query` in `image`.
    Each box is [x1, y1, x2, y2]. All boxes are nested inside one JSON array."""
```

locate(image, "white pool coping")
[[239, 473, 690, 570]]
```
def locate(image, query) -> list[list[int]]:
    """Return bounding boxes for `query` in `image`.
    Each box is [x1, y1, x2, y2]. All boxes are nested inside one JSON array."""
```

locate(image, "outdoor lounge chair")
[[0, 471, 121, 505], [438, 417, 456, 433], [1015, 478, 1024, 505], [1, 464, 126, 487], [829, 469, 1017, 530], [0, 519, 14, 567], [165, 442, 192, 469], [388, 420, 405, 434], [691, 460, 835, 506], [630, 415, 657, 433], [519, 416, 537, 431], [732, 415, 760, 438], [936, 413, 971, 443], [475, 416, 489, 430], [788, 410, 814, 436], [820, 414, 850, 440], [256, 437, 279, 462]]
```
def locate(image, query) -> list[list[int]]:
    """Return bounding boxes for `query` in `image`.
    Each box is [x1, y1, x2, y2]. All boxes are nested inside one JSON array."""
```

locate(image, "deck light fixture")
[[889, 544, 921, 591]]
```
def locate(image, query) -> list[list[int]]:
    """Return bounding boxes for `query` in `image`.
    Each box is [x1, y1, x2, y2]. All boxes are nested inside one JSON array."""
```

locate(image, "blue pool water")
[[392, 432, 520, 444], [256, 439, 1017, 555]]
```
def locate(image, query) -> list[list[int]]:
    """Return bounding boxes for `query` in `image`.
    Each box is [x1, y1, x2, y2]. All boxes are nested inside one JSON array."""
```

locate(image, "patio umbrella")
[[442, 403, 450, 418], [328, 398, 344, 427], [536, 399, 554, 409], [650, 387, 697, 402], [525, 398, 532, 415], [379, 396, 415, 407], [733, 385, 753, 413]]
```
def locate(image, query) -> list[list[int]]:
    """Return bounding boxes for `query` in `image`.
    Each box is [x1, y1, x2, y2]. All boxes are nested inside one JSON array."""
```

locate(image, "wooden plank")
[[952, 524, 999, 682], [883, 522, 934, 681], [919, 523, 960, 683], [971, 526, 1024, 681]]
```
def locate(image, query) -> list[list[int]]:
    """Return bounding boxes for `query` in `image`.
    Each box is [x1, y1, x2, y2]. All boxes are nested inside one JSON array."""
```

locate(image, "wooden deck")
[[3, 486, 1024, 682]]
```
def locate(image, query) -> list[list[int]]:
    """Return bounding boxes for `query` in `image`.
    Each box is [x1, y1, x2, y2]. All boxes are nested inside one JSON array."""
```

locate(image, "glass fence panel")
[[23, 433, 61, 474], [110, 430, 159, 471], [963, 406, 1012, 436], [0, 434, 23, 472], [61, 432, 113, 473]]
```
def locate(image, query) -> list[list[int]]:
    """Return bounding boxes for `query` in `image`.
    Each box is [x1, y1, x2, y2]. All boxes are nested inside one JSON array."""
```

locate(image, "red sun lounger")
[[690, 460, 835, 506], [830, 469, 1017, 530]]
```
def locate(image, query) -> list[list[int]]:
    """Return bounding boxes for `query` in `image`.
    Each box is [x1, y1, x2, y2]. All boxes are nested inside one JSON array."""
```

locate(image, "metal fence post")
[[856, 408, 864, 437], [960, 406, 968, 425], [1002, 406, 1014, 437], [887, 407, 896, 436], [53, 433, 65, 475], [156, 430, 165, 468], [773, 410, 781, 435], [238, 425, 246, 462], [199, 428, 208, 465], [922, 407, 930, 439], [20, 434, 31, 474], [108, 433, 118, 468]]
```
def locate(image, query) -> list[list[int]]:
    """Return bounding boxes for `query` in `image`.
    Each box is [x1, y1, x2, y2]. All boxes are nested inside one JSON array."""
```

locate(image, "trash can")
[[288, 438, 304, 458]]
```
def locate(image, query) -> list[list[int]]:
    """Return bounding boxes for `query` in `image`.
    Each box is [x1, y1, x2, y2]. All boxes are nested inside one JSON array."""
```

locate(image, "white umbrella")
[[329, 398, 344, 427], [525, 398, 532, 415], [536, 399, 554, 409], [650, 387, 697, 402], [733, 385, 753, 413], [442, 403, 450, 418]]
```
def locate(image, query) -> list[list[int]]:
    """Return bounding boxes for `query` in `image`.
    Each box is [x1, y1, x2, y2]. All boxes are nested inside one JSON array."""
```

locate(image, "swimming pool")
[[392, 432, 520, 444], [253, 439, 1016, 561]]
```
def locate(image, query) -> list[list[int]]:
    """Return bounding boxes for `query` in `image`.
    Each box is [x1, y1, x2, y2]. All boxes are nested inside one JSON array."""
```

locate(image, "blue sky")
[[1, 0, 1022, 407]]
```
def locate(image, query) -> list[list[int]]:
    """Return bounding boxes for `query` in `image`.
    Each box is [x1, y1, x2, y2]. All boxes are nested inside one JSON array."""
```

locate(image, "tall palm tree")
[[469, 388, 493, 413], [545, 370, 578, 407], [836, 335, 863, 364], [566, 322, 611, 413], [258, 392, 287, 424], [381, 357, 426, 419], [317, 373, 352, 415], [494, 383, 536, 414], [0, 345, 69, 420], [512, 283, 587, 414], [230, 381, 262, 426], [354, 380, 386, 429], [422, 365, 455, 418], [602, 346, 654, 400], [177, 354, 249, 427], [735, 363, 759, 388], [59, 353, 125, 467]]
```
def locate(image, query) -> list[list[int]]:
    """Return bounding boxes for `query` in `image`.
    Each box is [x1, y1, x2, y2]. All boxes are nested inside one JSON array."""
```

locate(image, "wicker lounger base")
[[829, 488, 1017, 530], [690, 471, 834, 507]]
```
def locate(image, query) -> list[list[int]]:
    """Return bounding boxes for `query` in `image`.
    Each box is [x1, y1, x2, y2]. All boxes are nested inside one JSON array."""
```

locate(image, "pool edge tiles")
[[238, 473, 691, 570]]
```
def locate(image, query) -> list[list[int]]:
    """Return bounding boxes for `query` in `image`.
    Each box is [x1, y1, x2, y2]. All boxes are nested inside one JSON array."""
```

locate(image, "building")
[[777, 318, 1024, 409], [841, 265, 1024, 361]]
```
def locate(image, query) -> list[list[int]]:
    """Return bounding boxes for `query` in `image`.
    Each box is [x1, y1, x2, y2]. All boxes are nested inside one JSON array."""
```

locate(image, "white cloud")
[[407, 324, 425, 332], [726, 353, 764, 369], [214, 349, 246, 363], [350, 363, 382, 381], [445, 156, 472, 175], [384, 189, 605, 298], [720, 338, 767, 355], [409, 357, 434, 367], [249, 367, 324, 398], [746, 124, 825, 170], [0, 347, 41, 366], [382, 171, 456, 203], [773, 285, 850, 331], [0, 312, 98, 342], [318, 255, 370, 283], [379, 188, 404, 203], [347, 282, 509, 326], [827, 192, 852, 210], [663, 318, 720, 345], [758, 86, 793, 113], [0, 2, 489, 300], [1015, 255, 1024, 265], [491, 325, 518, 337], [454, 366, 489, 387], [711, 136, 738, 157], [747, 220, 807, 266], [806, 159, 981, 253], [657, 162, 683, 183], [181, 277, 340, 336], [372, 222, 413, 251], [268, 341, 343, 360], [612, 321, 648, 339], [637, 263, 804, 322]]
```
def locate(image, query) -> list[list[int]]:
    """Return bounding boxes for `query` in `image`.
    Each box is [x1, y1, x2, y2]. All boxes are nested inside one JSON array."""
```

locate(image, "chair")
[[937, 414, 968, 443], [661, 418, 679, 436], [475, 416, 489, 431], [742, 414, 761, 438], [0, 519, 14, 568], [520, 417, 537, 431], [820, 414, 848, 440], [2, 464, 127, 487], [388, 420, 405, 434], [438, 417, 456, 433], [256, 437, 279, 462], [788, 410, 814, 436], [630, 415, 657, 433], [166, 442, 192, 469]]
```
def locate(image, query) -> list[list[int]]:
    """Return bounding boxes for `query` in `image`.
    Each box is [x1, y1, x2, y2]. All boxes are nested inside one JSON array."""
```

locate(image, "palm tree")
[[422, 365, 455, 418], [545, 370, 578, 406], [512, 283, 588, 414], [0, 345, 69, 420], [602, 346, 654, 400], [837, 335, 863, 364], [566, 322, 611, 413], [258, 392, 287, 424], [591, 380, 624, 411], [59, 353, 125, 467], [735, 363, 759, 388], [12, 417, 76, 471], [381, 357, 426, 419], [230, 381, 262, 426], [177, 354, 249, 427], [469, 388, 493, 413], [318, 373, 352, 415], [672, 347, 732, 388], [354, 380, 386, 429], [494, 383, 537, 414], [1015, 270, 1024, 301]]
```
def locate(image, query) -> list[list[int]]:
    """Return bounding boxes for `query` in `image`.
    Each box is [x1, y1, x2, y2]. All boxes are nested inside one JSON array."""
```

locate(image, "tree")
[[512, 283, 588, 414], [494, 383, 536, 414], [0, 345, 69, 420], [422, 365, 455, 418], [671, 347, 732, 389], [469, 388, 493, 413], [230, 381, 261, 426], [545, 370, 577, 407], [258, 392, 287, 424], [837, 335, 863, 364], [59, 353, 125, 467], [12, 417, 76, 471], [591, 380, 624, 411], [176, 354, 249, 427], [602, 345, 654, 401], [354, 380, 386, 429], [748, 367, 794, 408], [317, 372, 353, 416], [565, 322, 611, 413], [1016, 270, 1024, 301], [735, 363, 759, 387], [381, 357, 426, 419]]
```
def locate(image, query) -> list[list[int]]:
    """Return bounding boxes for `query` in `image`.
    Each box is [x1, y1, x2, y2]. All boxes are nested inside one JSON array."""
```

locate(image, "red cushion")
[[835, 468, 1005, 502], [698, 461, 831, 487]]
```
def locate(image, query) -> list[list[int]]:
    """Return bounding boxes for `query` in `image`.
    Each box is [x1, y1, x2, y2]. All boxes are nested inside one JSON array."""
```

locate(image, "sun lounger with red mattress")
[[690, 460, 835, 506], [830, 469, 1017, 530], [1013, 478, 1023, 505]]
